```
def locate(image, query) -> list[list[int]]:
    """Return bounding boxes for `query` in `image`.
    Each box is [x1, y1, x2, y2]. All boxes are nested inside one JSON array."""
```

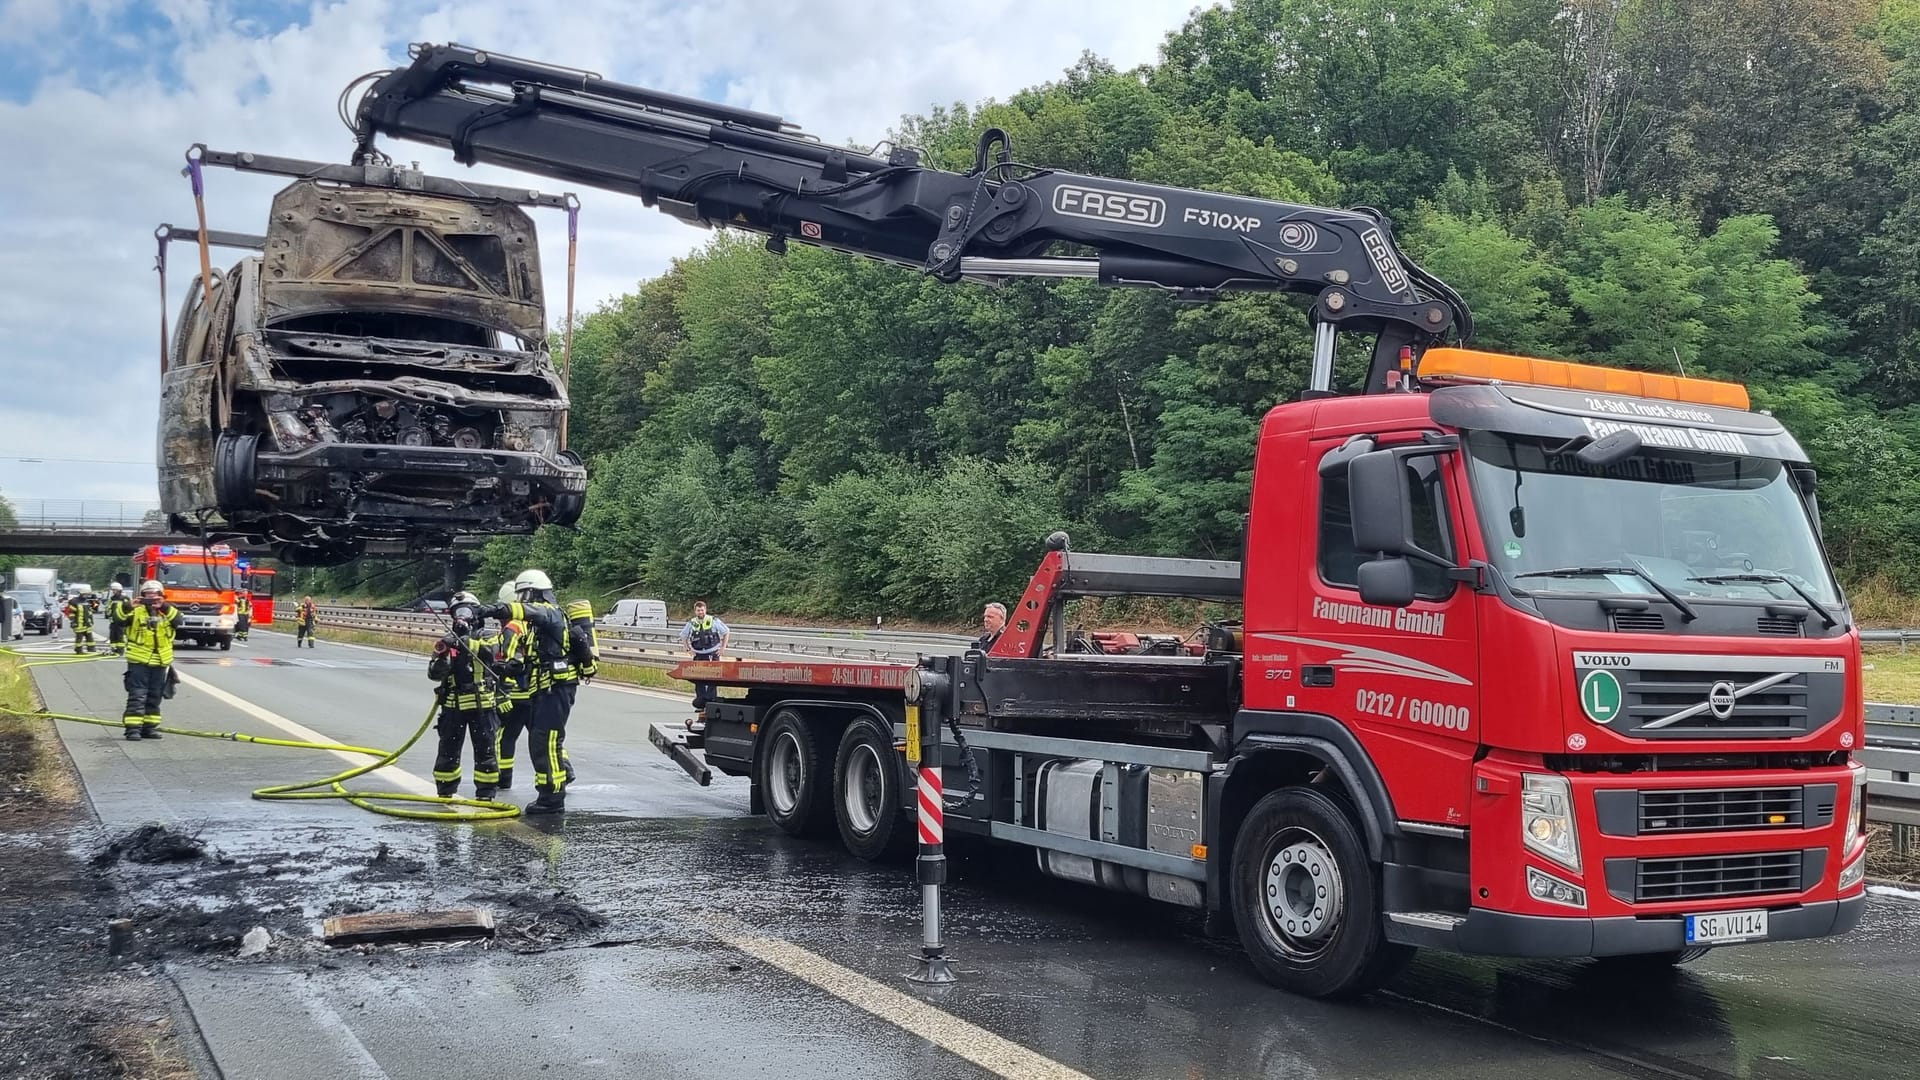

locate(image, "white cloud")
[[0, 0, 1195, 507]]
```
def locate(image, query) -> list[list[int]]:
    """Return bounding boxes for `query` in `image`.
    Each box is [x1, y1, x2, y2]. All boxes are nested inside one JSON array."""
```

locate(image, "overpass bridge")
[[0, 500, 479, 565]]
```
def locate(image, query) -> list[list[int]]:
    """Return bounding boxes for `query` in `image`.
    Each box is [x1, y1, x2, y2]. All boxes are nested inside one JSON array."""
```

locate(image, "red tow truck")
[[344, 44, 1867, 997]]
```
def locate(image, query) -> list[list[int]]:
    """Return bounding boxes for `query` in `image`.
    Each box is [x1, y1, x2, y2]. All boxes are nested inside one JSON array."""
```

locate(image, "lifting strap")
[[560, 194, 579, 449], [184, 146, 216, 319], [154, 226, 169, 377]]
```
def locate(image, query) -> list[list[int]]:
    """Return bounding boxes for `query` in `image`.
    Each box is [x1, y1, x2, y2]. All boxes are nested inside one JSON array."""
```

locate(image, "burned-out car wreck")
[[159, 152, 587, 565]]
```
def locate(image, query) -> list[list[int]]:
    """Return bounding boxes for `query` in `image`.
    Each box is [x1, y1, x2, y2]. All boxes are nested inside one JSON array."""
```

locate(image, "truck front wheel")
[[1231, 787, 1410, 998], [833, 716, 908, 861], [756, 709, 832, 838]]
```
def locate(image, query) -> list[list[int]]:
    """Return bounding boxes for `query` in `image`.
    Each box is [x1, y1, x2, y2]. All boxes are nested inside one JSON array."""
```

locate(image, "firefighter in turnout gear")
[[480, 570, 577, 814], [491, 582, 535, 789], [117, 581, 179, 740], [234, 591, 252, 643], [295, 596, 318, 647], [65, 594, 99, 654], [106, 582, 129, 655], [426, 592, 501, 799]]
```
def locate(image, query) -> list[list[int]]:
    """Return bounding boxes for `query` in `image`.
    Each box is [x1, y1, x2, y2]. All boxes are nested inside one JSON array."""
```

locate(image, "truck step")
[[1387, 911, 1465, 930], [1384, 911, 1466, 950]]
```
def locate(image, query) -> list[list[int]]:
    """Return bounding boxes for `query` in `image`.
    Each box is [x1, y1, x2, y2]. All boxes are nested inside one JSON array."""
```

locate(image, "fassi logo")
[[1053, 185, 1167, 227]]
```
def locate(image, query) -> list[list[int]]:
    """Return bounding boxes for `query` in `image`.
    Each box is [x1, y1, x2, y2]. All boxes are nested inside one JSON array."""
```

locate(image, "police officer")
[[105, 583, 130, 656], [679, 600, 729, 727], [480, 570, 575, 814], [491, 583, 535, 789], [426, 592, 502, 800], [65, 593, 98, 654], [117, 580, 179, 741]]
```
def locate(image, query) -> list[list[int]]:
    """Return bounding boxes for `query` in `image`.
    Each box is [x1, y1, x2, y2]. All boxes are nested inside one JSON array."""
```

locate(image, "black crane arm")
[[350, 43, 1472, 393]]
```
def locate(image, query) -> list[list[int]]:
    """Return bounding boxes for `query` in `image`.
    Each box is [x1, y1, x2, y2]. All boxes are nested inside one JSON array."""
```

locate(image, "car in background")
[[601, 598, 668, 629], [6, 589, 54, 635]]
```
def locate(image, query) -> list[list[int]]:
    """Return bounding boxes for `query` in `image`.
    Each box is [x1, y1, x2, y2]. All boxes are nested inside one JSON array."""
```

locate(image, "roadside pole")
[[905, 663, 957, 984]]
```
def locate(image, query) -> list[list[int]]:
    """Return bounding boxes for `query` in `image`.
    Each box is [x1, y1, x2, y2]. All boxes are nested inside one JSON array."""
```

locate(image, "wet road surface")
[[22, 631, 1920, 1079]]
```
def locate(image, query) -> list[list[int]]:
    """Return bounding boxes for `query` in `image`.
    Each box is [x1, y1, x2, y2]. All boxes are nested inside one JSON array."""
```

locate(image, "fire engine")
[[134, 543, 239, 650], [237, 561, 277, 625], [339, 44, 1866, 997]]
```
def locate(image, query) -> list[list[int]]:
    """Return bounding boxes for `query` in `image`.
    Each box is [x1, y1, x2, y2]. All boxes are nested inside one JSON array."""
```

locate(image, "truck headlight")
[[1845, 762, 1867, 849], [1838, 851, 1867, 891], [1522, 773, 1581, 873], [1526, 866, 1588, 908]]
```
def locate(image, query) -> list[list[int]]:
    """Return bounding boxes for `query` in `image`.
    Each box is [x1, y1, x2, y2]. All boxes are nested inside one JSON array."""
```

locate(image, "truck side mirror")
[[1356, 558, 1417, 608], [1349, 449, 1410, 555]]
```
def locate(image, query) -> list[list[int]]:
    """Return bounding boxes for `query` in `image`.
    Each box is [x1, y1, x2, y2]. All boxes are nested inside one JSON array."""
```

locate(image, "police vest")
[[688, 617, 721, 654]]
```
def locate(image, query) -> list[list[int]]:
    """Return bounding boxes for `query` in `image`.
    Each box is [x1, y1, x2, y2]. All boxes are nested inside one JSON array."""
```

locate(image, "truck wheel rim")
[[1263, 829, 1343, 956], [768, 731, 803, 815], [844, 742, 883, 834]]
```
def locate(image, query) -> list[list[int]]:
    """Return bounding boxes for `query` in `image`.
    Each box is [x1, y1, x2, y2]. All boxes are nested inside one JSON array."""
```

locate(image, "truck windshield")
[[1464, 431, 1839, 606], [155, 561, 234, 591]]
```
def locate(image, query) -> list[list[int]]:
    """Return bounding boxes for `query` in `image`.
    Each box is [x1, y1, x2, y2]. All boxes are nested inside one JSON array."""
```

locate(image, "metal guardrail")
[[311, 606, 959, 666], [302, 605, 1920, 828], [6, 500, 162, 530]]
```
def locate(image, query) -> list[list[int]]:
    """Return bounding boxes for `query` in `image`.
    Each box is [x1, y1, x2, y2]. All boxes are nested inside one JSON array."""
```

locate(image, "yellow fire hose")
[[0, 647, 521, 822]]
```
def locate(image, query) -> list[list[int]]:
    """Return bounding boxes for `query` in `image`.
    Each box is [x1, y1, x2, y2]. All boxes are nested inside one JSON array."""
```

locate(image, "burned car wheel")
[[551, 450, 586, 526], [214, 434, 261, 514]]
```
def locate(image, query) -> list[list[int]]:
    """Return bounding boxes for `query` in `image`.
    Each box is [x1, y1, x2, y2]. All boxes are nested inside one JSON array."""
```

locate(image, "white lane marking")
[[171, 668, 436, 796], [171, 665, 560, 852], [703, 916, 1092, 1080]]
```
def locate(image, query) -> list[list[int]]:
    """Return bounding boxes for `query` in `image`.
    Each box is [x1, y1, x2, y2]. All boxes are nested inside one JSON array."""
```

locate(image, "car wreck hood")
[[258, 180, 547, 346]]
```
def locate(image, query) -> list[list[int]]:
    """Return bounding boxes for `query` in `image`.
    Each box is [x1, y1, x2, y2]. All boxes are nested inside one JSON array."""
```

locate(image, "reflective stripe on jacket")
[[124, 604, 180, 666], [430, 631, 500, 711]]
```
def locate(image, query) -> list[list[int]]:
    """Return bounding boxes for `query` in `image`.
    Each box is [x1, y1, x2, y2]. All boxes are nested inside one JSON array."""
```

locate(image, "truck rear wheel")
[[756, 709, 832, 838], [833, 716, 908, 861], [1231, 787, 1410, 998]]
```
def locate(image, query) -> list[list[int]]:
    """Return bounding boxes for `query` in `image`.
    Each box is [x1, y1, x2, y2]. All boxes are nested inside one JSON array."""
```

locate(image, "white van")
[[601, 598, 668, 629]]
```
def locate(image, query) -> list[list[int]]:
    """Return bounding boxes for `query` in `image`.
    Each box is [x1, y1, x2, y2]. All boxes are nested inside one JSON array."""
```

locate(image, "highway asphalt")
[[21, 629, 1920, 1079]]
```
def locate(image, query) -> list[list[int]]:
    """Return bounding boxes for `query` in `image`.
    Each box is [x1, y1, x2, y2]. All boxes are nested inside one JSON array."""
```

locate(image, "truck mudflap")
[[1437, 893, 1866, 957]]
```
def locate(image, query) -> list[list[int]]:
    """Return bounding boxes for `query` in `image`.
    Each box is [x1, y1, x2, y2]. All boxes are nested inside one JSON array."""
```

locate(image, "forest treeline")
[[314, 1, 1920, 619]]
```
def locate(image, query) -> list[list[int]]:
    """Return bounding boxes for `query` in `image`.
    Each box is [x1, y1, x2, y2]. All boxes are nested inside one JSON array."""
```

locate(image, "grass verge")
[[1862, 645, 1920, 704], [0, 652, 81, 809]]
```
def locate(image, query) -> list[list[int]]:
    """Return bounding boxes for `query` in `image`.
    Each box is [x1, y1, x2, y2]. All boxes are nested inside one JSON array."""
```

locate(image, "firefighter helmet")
[[514, 569, 553, 593], [140, 580, 163, 596]]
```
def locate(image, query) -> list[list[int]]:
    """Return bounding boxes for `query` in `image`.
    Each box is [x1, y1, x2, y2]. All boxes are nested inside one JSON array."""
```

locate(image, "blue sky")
[[0, 0, 1194, 505]]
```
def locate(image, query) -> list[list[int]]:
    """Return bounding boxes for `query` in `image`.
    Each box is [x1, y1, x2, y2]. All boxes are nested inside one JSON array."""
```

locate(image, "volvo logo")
[[1707, 681, 1738, 720]]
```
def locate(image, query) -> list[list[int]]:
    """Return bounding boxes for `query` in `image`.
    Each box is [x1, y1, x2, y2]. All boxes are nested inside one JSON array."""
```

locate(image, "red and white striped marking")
[[916, 766, 943, 846]]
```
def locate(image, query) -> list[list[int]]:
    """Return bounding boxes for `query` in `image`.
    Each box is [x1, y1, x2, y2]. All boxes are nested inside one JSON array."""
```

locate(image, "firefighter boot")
[[140, 724, 163, 740], [496, 766, 513, 789], [475, 786, 497, 801], [436, 782, 459, 798], [124, 727, 141, 742], [525, 792, 565, 815]]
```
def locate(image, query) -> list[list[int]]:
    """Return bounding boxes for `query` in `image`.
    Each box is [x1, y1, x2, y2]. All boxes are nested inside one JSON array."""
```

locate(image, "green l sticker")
[[1580, 670, 1622, 724]]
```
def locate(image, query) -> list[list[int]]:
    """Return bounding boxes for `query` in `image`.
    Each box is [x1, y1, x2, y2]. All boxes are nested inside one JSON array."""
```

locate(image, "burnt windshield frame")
[[1461, 430, 1841, 611]]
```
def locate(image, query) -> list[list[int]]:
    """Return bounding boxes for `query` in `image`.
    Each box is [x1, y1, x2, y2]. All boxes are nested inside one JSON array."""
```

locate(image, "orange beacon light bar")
[[1416, 348, 1750, 411]]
